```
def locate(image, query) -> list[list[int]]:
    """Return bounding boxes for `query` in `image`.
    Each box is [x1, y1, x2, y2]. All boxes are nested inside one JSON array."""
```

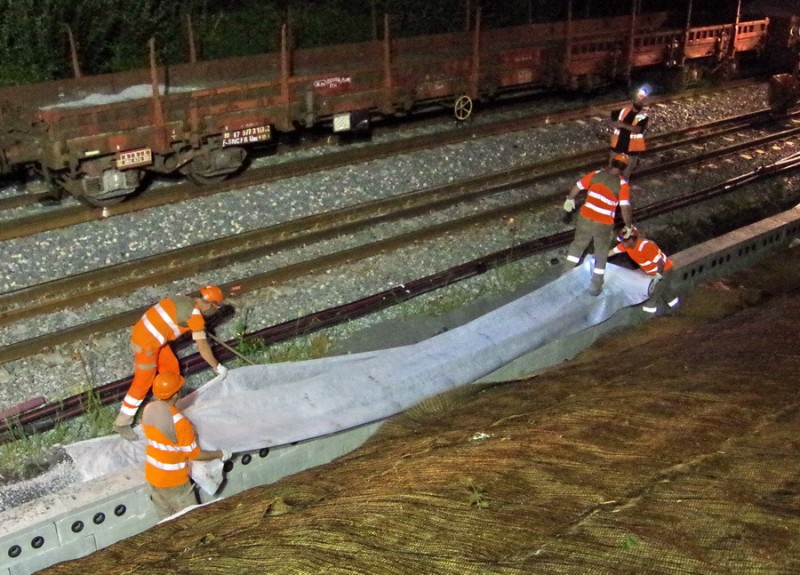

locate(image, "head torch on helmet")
[[616, 226, 638, 242]]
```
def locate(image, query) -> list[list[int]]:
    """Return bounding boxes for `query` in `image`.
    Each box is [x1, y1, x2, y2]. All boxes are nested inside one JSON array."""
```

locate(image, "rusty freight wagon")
[[0, 7, 774, 206]]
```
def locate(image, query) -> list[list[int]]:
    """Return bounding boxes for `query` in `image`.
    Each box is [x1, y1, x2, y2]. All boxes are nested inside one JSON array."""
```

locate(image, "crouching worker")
[[143, 372, 230, 518], [609, 227, 680, 314]]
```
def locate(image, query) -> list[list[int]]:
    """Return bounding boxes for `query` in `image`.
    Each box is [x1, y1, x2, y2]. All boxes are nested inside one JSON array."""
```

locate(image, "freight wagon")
[[0, 6, 782, 206]]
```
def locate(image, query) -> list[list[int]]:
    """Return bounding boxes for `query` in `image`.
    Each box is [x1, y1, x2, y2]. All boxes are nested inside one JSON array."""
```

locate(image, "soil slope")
[[44, 246, 800, 575]]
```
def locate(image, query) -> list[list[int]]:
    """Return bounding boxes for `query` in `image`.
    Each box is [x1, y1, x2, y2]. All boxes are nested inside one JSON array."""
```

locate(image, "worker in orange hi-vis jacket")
[[113, 285, 228, 441], [609, 227, 680, 314], [609, 86, 649, 180], [562, 153, 634, 297], [142, 372, 230, 518]]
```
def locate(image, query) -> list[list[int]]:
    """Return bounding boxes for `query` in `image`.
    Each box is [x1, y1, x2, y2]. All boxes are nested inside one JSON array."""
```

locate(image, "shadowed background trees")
[[0, 0, 732, 86]]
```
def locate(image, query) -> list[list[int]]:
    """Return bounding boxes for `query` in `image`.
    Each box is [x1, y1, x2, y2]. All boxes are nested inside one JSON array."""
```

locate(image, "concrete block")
[[1, 524, 59, 573], [7, 535, 95, 575], [92, 511, 157, 550], [210, 422, 381, 501], [3, 207, 799, 575], [54, 485, 148, 545]]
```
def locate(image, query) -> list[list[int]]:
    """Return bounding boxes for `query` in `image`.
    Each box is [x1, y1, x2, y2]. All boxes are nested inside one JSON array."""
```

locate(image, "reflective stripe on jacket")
[[143, 403, 201, 488], [577, 169, 630, 226], [131, 296, 205, 351], [610, 107, 648, 153], [611, 238, 673, 275]]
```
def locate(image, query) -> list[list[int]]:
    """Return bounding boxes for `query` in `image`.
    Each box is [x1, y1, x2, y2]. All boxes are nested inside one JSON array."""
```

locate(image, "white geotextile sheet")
[[65, 261, 650, 482]]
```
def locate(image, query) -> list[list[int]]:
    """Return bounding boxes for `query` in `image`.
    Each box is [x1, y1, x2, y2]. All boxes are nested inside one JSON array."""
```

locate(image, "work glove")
[[621, 225, 635, 239], [563, 198, 576, 213], [214, 363, 228, 379], [220, 449, 233, 462]]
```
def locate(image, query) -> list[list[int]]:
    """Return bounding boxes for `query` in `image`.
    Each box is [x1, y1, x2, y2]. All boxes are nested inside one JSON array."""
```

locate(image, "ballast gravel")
[[0, 84, 775, 416]]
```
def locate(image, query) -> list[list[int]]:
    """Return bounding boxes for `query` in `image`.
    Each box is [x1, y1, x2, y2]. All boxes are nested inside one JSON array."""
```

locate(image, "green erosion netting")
[[43, 249, 800, 575]]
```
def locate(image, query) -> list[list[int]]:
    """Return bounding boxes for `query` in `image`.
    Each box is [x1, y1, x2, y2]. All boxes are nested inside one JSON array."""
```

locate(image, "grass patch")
[[2, 257, 542, 482], [465, 477, 489, 509], [621, 533, 640, 550]]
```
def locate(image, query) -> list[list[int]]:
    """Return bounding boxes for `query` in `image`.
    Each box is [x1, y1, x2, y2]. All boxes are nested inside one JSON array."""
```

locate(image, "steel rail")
[[0, 107, 791, 333], [0, 80, 759, 224], [0, 192, 55, 212], [2, 152, 800, 443], [0, 119, 797, 368], [0, 82, 768, 242]]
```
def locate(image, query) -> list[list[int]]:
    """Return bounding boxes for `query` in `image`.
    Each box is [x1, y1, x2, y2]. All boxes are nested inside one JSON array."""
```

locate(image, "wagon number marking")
[[222, 125, 271, 147], [116, 148, 152, 169]]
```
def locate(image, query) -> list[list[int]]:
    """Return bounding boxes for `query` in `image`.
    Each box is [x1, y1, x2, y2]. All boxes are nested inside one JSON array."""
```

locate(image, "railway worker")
[[609, 227, 680, 314], [609, 86, 649, 180], [562, 153, 634, 296], [142, 372, 230, 518], [113, 285, 228, 440]]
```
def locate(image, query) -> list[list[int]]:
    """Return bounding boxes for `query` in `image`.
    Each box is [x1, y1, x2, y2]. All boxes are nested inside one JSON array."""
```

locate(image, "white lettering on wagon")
[[116, 148, 152, 169], [222, 125, 271, 147], [313, 76, 352, 89]]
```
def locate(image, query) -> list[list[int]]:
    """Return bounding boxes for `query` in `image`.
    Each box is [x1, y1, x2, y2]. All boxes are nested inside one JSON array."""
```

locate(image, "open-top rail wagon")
[[0, 6, 781, 206]]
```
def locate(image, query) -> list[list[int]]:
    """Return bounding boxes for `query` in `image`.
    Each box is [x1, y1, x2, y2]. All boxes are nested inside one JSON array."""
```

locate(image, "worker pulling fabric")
[[562, 154, 634, 296], [142, 372, 230, 518], [113, 285, 229, 441], [609, 226, 680, 314]]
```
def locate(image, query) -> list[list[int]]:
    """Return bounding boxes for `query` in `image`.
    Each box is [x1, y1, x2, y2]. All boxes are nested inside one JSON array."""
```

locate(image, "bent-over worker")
[[113, 285, 228, 440], [609, 227, 680, 314], [143, 372, 229, 518], [562, 154, 634, 296]]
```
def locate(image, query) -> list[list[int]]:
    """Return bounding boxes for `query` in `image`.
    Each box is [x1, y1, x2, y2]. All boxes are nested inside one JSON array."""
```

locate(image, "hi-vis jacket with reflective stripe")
[[611, 237, 673, 276], [576, 169, 630, 226], [610, 106, 648, 153], [143, 402, 201, 488], [131, 296, 206, 352]]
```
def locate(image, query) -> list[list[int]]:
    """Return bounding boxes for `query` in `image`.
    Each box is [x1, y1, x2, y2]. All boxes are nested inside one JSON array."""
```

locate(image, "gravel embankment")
[[0, 84, 775, 413]]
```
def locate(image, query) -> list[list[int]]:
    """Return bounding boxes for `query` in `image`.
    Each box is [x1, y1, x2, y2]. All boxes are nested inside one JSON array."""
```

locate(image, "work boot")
[[587, 281, 603, 297], [113, 424, 138, 441], [114, 411, 134, 427]]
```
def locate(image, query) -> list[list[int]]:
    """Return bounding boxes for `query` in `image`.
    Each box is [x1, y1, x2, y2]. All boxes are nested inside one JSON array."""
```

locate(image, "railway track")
[[2, 146, 799, 443], [0, 80, 761, 241], [0, 80, 796, 444], [0, 105, 794, 334]]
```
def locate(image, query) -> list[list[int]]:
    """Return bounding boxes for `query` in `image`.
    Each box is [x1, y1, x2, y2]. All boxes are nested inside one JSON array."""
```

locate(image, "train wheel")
[[713, 59, 738, 83], [454, 95, 473, 121], [180, 146, 245, 185], [59, 174, 135, 208]]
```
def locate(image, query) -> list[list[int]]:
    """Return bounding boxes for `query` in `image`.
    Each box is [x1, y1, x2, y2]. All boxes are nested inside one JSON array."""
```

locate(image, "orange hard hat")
[[152, 372, 185, 400], [611, 153, 630, 167], [200, 285, 224, 305]]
